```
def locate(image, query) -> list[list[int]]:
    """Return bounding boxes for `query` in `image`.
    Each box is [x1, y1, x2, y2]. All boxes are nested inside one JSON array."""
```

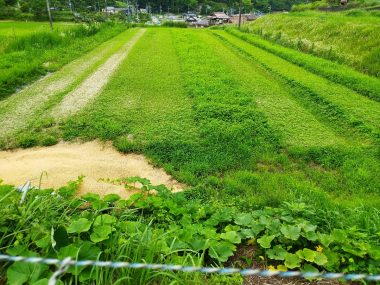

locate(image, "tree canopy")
[[1, 0, 315, 18]]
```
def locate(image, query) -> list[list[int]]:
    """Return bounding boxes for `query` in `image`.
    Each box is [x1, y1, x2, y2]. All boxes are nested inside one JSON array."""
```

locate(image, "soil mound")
[[0, 140, 184, 198]]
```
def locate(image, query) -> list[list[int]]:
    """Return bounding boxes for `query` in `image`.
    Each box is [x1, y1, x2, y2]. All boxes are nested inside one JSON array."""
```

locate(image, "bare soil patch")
[[0, 140, 184, 198]]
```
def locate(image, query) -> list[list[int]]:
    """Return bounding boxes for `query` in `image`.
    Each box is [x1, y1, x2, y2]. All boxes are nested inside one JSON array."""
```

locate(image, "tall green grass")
[[243, 11, 380, 77], [0, 22, 127, 99]]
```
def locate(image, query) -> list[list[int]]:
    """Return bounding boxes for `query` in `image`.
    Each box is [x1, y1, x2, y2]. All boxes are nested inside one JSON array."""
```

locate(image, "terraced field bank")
[[0, 25, 379, 284]]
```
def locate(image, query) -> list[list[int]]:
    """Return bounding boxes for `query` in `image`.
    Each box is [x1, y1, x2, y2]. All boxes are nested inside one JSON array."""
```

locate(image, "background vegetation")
[[242, 11, 380, 77], [0, 22, 128, 99], [0, 2, 379, 282]]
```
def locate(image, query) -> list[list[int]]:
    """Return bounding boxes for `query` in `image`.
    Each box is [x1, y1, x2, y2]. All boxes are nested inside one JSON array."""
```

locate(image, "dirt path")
[[0, 140, 184, 198], [53, 29, 146, 119], [0, 29, 139, 138]]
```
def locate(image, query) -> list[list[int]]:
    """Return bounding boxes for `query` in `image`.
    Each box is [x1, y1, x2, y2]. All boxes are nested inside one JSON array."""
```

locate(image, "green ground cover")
[[0, 26, 379, 284], [0, 22, 127, 99], [225, 27, 380, 102], [242, 11, 380, 77], [212, 30, 380, 141]]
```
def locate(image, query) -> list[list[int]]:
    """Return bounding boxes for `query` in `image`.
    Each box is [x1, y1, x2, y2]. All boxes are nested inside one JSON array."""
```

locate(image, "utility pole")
[[46, 0, 53, 30], [238, 0, 242, 29]]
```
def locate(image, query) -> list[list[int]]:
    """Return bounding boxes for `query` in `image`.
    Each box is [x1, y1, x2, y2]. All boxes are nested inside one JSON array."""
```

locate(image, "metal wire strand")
[[0, 254, 379, 282]]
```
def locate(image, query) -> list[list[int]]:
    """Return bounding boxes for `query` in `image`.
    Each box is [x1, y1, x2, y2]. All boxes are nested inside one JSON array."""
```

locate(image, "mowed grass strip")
[[225, 28, 380, 102], [0, 28, 139, 140], [213, 30, 380, 139], [52, 29, 146, 119], [60, 28, 279, 183], [186, 30, 346, 147], [61, 28, 199, 174]]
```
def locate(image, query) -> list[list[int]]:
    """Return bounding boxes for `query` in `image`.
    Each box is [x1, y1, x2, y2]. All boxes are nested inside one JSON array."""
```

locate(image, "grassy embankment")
[[241, 11, 380, 77], [0, 21, 128, 99], [0, 27, 379, 284]]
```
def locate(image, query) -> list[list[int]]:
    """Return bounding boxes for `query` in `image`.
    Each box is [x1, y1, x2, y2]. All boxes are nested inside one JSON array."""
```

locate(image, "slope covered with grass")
[[0, 22, 127, 99], [243, 11, 380, 77], [0, 27, 379, 283]]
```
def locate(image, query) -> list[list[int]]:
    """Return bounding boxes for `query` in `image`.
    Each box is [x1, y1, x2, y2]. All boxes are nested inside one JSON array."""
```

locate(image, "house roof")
[[196, 20, 210, 25], [212, 12, 229, 19]]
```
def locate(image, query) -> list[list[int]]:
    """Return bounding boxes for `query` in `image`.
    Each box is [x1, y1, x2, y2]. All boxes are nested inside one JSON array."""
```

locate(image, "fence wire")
[[0, 253, 379, 284]]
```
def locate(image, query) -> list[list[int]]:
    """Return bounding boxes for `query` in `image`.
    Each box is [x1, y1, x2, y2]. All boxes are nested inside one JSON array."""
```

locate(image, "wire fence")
[[0, 254, 379, 285]]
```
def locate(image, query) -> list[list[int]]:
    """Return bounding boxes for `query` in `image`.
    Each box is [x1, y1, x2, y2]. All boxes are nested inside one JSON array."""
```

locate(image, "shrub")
[[41, 135, 58, 146], [16, 134, 38, 148], [162, 21, 188, 28]]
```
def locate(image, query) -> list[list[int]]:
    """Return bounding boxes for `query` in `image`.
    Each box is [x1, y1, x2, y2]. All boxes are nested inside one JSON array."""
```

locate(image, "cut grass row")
[[0, 22, 127, 99], [0, 28, 140, 144], [212, 30, 380, 142], [195, 31, 351, 148], [225, 27, 380, 102]]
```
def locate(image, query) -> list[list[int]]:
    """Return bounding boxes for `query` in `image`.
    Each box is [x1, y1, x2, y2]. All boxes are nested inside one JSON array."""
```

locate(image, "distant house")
[[229, 14, 259, 25], [184, 12, 198, 22], [209, 12, 230, 25], [103, 6, 117, 14], [102, 6, 129, 14], [190, 19, 210, 28]]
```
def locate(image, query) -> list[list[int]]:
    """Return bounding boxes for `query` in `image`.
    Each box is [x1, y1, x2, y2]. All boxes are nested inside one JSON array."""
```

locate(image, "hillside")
[[242, 11, 380, 77]]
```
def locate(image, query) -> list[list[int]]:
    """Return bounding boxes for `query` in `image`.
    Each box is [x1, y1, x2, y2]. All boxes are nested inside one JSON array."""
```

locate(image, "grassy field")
[[242, 11, 380, 77], [0, 21, 128, 99], [0, 25, 379, 284]]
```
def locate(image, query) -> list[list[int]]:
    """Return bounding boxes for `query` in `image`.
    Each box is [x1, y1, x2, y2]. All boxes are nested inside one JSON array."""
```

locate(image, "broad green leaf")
[[90, 225, 112, 243], [91, 200, 108, 210], [235, 213, 253, 226], [259, 216, 272, 226], [94, 214, 117, 226], [300, 222, 317, 233], [58, 244, 79, 259], [32, 279, 64, 285], [240, 228, 256, 239], [301, 248, 316, 262], [266, 219, 281, 233], [35, 235, 50, 249], [62, 242, 101, 275], [280, 225, 301, 240], [81, 193, 100, 202], [267, 245, 287, 260], [277, 265, 287, 271], [250, 224, 266, 236], [103, 194, 120, 203], [284, 253, 301, 269], [323, 249, 340, 271], [314, 252, 328, 266], [209, 241, 236, 262], [224, 224, 240, 232], [67, 218, 92, 234], [190, 238, 209, 251], [318, 233, 334, 247], [302, 230, 318, 241], [220, 231, 241, 244], [302, 264, 319, 273], [331, 229, 347, 243], [341, 245, 367, 257], [257, 235, 275, 249], [369, 245, 380, 260], [7, 262, 48, 285]]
